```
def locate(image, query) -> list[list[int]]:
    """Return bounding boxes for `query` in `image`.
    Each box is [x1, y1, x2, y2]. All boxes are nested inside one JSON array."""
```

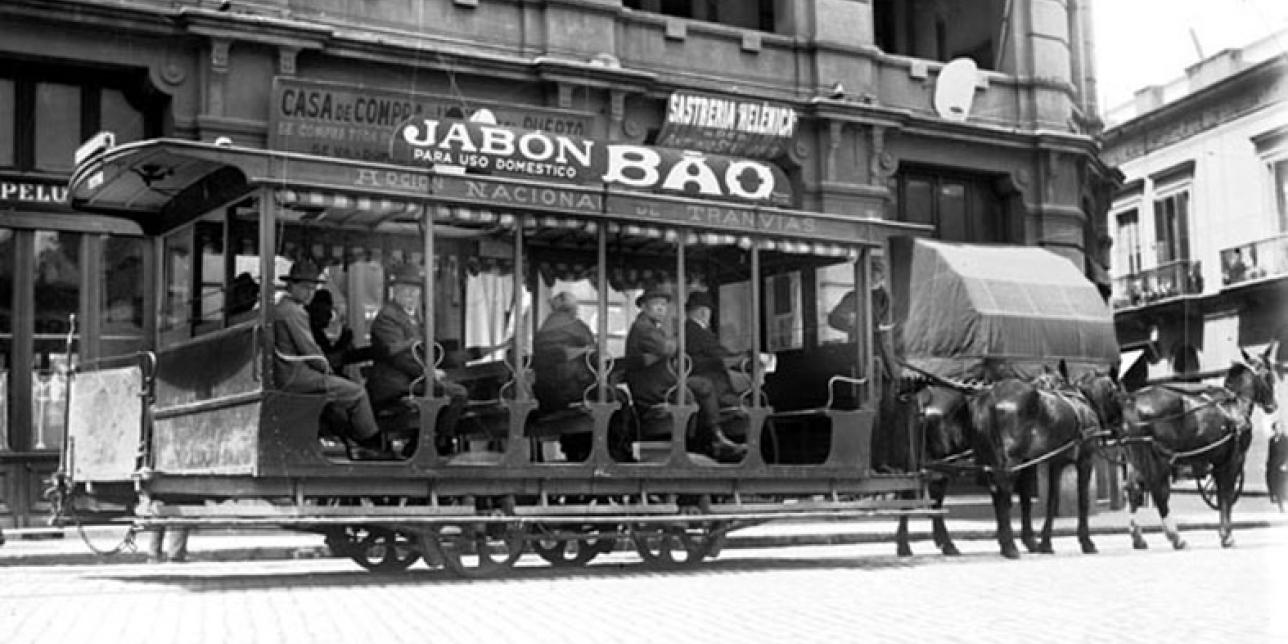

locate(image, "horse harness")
[[1116, 385, 1250, 466]]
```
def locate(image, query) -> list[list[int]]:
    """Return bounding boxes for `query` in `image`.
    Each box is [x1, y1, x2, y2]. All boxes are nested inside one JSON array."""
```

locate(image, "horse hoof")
[[897, 546, 913, 558], [1132, 539, 1148, 550], [1172, 539, 1188, 551], [1037, 543, 1054, 554], [1081, 542, 1098, 555], [1220, 537, 1235, 549], [1001, 547, 1021, 560], [942, 544, 961, 557], [1022, 539, 1040, 553]]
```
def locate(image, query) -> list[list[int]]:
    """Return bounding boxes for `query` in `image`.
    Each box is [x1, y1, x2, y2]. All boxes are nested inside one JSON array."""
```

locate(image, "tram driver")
[[274, 260, 386, 459], [626, 290, 746, 463], [367, 263, 468, 454]]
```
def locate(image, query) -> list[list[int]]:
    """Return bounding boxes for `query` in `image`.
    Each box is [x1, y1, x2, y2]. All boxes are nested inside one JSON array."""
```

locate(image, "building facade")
[[1, 0, 1113, 528], [1102, 32, 1288, 491]]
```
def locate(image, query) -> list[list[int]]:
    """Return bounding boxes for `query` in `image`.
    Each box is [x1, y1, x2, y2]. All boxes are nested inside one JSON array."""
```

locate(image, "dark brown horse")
[[965, 363, 1103, 558], [1121, 344, 1278, 549], [894, 382, 970, 557]]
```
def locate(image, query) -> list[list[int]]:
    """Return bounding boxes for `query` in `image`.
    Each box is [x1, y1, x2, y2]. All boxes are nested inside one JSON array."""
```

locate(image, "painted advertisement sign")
[[270, 78, 596, 164], [1, 174, 69, 209], [655, 91, 798, 159], [391, 118, 792, 206]]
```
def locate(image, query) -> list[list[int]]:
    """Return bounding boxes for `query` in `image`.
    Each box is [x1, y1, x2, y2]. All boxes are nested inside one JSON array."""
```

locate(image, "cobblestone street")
[[3, 526, 1285, 643]]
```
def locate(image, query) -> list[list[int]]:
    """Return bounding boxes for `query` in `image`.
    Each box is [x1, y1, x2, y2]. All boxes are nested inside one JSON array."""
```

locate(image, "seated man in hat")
[[532, 291, 597, 412], [367, 263, 468, 454], [625, 289, 745, 463], [682, 291, 747, 408], [274, 259, 385, 459]]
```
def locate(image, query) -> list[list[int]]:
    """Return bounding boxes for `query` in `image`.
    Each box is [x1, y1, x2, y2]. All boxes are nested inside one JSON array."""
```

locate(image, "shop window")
[[873, 0, 1005, 71], [1116, 209, 1141, 275], [0, 228, 12, 450], [32, 231, 81, 451], [624, 0, 776, 32], [1275, 158, 1287, 232]]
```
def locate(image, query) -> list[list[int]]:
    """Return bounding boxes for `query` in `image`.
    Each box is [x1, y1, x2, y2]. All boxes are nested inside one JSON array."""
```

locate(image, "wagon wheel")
[[631, 524, 710, 569], [1196, 469, 1245, 510], [531, 525, 617, 567], [428, 521, 525, 579], [332, 525, 421, 573]]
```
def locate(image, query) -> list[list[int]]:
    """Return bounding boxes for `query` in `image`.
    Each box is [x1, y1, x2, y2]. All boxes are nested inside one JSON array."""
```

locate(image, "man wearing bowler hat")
[[625, 289, 745, 462], [367, 263, 468, 453], [683, 291, 745, 407], [274, 259, 384, 458]]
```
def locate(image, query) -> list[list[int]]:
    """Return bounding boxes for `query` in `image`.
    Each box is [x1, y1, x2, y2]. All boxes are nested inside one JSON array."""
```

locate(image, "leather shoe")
[[707, 434, 747, 463]]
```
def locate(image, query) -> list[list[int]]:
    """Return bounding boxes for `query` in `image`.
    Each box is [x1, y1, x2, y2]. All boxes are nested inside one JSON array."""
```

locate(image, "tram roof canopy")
[[895, 238, 1120, 380]]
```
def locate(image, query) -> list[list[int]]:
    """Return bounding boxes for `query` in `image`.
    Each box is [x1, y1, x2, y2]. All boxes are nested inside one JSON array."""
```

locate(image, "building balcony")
[[1111, 260, 1203, 310], [1220, 233, 1288, 287]]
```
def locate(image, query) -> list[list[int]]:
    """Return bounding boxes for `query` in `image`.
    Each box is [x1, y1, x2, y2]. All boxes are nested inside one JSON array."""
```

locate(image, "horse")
[[894, 381, 970, 557], [965, 363, 1103, 558], [1120, 344, 1278, 549]]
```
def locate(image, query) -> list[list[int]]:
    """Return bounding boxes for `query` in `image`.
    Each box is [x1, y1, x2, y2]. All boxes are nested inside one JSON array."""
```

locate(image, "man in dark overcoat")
[[532, 291, 597, 411], [273, 259, 383, 457], [625, 289, 745, 462], [682, 291, 744, 407], [367, 264, 467, 441]]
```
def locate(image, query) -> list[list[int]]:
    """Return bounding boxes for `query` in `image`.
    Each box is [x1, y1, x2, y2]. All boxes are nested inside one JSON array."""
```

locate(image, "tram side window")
[[816, 262, 854, 346], [195, 221, 226, 334], [160, 231, 193, 344], [100, 236, 146, 358], [764, 271, 802, 352]]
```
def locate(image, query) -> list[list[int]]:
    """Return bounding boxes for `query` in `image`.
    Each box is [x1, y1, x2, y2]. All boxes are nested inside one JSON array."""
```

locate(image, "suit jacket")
[[684, 318, 736, 395], [273, 294, 332, 392], [625, 312, 676, 403], [532, 310, 597, 410], [367, 302, 426, 406]]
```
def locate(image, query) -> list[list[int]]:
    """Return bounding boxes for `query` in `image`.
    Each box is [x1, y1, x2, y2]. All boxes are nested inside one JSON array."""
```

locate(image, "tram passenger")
[[625, 290, 746, 463], [532, 291, 597, 411], [274, 260, 385, 459], [367, 264, 468, 453], [826, 259, 891, 342], [682, 291, 744, 407], [306, 288, 356, 374]]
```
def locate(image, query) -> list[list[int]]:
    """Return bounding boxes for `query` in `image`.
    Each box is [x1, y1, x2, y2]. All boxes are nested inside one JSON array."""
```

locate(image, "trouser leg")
[[326, 375, 379, 440]]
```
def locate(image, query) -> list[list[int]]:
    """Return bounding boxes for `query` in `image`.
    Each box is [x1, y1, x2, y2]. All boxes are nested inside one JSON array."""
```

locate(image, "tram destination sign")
[[270, 78, 596, 164], [655, 90, 798, 159], [392, 119, 793, 206]]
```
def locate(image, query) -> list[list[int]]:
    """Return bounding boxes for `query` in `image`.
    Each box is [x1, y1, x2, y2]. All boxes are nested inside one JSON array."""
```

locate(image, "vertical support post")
[[511, 224, 527, 401], [749, 242, 762, 406], [258, 189, 276, 387], [422, 204, 436, 391], [596, 225, 609, 404], [675, 232, 687, 398], [857, 248, 875, 410]]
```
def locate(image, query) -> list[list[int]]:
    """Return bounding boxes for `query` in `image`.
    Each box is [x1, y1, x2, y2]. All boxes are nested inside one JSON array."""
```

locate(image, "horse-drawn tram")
[[52, 126, 940, 576]]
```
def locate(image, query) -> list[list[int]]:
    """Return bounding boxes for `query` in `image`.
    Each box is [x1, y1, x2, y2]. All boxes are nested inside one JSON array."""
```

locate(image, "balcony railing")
[[1220, 233, 1288, 287], [1111, 259, 1203, 309]]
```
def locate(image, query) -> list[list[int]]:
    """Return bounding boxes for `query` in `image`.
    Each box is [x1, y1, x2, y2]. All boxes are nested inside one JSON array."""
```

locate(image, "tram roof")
[[895, 238, 1120, 380], [68, 137, 929, 246]]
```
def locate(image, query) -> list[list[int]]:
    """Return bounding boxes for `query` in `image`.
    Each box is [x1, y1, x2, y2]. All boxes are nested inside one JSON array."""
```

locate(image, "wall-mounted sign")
[[270, 78, 597, 164], [655, 91, 798, 159], [391, 119, 792, 206], [1, 174, 69, 209]]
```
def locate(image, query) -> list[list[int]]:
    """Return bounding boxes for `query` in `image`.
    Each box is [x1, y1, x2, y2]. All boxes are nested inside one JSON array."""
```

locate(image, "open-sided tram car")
[[55, 129, 935, 576]]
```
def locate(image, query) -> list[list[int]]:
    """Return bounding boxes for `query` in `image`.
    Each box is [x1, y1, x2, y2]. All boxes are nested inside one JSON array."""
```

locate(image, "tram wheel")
[[631, 524, 710, 569], [1197, 469, 1245, 510], [428, 521, 525, 579], [337, 525, 421, 573], [531, 526, 616, 567]]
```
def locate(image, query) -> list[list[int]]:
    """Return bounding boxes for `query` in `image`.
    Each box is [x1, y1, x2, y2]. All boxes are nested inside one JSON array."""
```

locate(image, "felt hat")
[[388, 263, 424, 286], [280, 260, 325, 284], [685, 291, 715, 311], [634, 289, 672, 308]]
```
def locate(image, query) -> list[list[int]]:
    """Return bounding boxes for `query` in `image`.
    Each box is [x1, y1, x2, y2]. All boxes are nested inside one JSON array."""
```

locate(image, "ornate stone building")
[[0, 0, 1112, 527]]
